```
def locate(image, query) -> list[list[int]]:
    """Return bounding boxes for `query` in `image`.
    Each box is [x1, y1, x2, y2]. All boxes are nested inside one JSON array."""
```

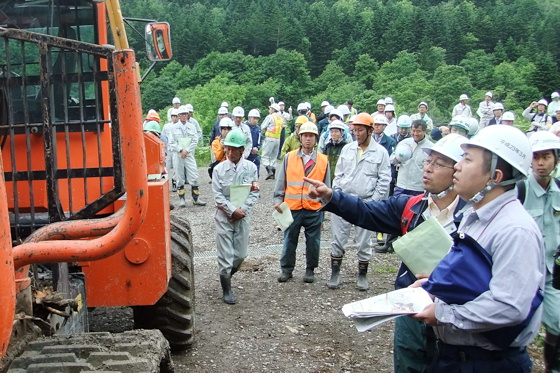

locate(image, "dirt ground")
[[90, 165, 546, 372]]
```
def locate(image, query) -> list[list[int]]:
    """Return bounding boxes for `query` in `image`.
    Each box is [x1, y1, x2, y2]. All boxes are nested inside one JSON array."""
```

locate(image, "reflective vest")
[[284, 150, 328, 211], [265, 114, 283, 139]]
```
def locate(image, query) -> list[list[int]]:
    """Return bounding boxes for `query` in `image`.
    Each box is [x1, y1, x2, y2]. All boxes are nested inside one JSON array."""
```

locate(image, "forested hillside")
[[123, 0, 560, 134]]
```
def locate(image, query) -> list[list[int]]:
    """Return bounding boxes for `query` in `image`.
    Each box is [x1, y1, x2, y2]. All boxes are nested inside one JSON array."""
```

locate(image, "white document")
[[272, 202, 294, 231], [230, 184, 252, 209], [178, 137, 191, 151], [342, 287, 433, 332]]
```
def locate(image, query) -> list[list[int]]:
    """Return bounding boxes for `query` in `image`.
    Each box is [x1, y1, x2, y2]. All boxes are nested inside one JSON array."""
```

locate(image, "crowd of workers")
[[143, 91, 560, 373]]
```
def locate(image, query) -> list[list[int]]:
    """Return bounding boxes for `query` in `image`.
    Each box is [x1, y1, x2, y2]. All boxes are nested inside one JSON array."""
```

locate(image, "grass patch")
[[373, 265, 399, 274]]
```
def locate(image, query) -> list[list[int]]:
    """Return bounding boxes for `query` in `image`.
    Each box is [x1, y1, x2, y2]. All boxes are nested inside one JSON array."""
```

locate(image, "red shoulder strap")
[[401, 194, 424, 235]]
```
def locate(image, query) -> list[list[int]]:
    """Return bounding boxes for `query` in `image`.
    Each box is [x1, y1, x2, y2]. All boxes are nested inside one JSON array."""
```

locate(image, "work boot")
[[303, 268, 315, 283], [327, 257, 343, 289], [191, 186, 207, 206], [357, 261, 369, 291], [219, 274, 236, 304], [277, 271, 293, 283], [265, 166, 274, 180], [375, 234, 395, 253], [171, 179, 177, 192], [544, 331, 560, 373], [231, 266, 240, 276], [178, 188, 186, 208], [269, 167, 276, 180]]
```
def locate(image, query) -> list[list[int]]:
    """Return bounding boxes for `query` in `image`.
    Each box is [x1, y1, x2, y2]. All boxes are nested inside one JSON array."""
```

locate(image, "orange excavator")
[[0, 0, 193, 370]]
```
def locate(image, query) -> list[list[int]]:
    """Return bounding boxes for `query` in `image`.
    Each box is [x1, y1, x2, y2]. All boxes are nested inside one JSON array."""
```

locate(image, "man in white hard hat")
[[374, 99, 386, 116], [245, 109, 262, 177], [548, 92, 560, 116], [328, 113, 390, 291], [501, 111, 516, 125], [372, 113, 396, 156], [261, 103, 284, 180], [410, 101, 434, 131], [488, 102, 504, 126], [161, 108, 180, 191], [169, 105, 207, 207], [274, 122, 331, 284], [167, 96, 181, 122], [384, 104, 397, 136], [303, 134, 468, 373], [212, 129, 259, 305], [231, 106, 253, 159], [476, 92, 494, 129], [184, 104, 204, 145], [524, 99, 552, 132], [210, 106, 230, 161], [317, 100, 331, 122], [413, 125, 544, 372], [452, 94, 472, 118], [519, 131, 560, 372]]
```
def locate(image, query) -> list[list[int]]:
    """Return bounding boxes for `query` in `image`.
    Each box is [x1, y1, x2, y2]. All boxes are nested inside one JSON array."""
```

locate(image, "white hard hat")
[[177, 105, 188, 114], [297, 102, 308, 112], [269, 103, 281, 112], [278, 101, 285, 106], [170, 108, 179, 116], [321, 100, 330, 107], [336, 105, 351, 116], [423, 133, 469, 163], [221, 101, 229, 108], [552, 92, 560, 99], [529, 131, 560, 153], [219, 117, 234, 128], [384, 97, 393, 104], [373, 114, 388, 126], [485, 91, 493, 98], [172, 97, 181, 104], [328, 119, 346, 131], [385, 104, 395, 112], [397, 115, 412, 128], [394, 142, 414, 162], [418, 101, 429, 110], [305, 102, 311, 109], [248, 109, 261, 118], [467, 117, 479, 136], [537, 99, 548, 106], [449, 116, 470, 133], [299, 121, 319, 136], [462, 125, 531, 177], [185, 104, 194, 112], [324, 105, 335, 115], [492, 102, 504, 111], [376, 99, 386, 106], [218, 106, 228, 115], [329, 109, 343, 120], [232, 106, 245, 117], [502, 111, 515, 121], [459, 94, 469, 101]]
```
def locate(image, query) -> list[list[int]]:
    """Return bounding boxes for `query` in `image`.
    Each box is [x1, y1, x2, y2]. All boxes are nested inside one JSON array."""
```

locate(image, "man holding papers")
[[303, 134, 467, 373], [274, 122, 330, 284], [212, 130, 259, 304]]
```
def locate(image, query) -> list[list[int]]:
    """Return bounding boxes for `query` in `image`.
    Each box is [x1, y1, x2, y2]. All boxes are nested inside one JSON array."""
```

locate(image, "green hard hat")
[[144, 120, 161, 134], [223, 129, 246, 148]]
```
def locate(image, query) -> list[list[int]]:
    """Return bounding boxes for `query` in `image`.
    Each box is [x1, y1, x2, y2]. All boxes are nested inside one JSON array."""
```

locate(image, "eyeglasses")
[[422, 159, 454, 170]]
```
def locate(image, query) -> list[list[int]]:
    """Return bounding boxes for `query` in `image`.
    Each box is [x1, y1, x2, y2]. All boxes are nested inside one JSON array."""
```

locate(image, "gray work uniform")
[[168, 120, 199, 187], [261, 114, 280, 168], [212, 158, 259, 276], [331, 140, 391, 261]]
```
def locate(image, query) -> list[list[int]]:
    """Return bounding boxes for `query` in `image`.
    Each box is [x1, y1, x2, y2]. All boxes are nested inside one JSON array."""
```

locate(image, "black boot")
[[265, 166, 273, 180], [375, 234, 395, 253], [231, 266, 240, 276], [219, 274, 236, 304], [303, 268, 315, 283], [171, 179, 177, 192], [357, 261, 369, 291], [269, 167, 276, 180], [544, 331, 560, 373], [327, 257, 342, 289], [192, 186, 207, 206]]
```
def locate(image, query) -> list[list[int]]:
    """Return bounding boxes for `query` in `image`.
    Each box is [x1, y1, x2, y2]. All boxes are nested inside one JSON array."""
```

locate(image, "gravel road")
[[91, 165, 546, 372]]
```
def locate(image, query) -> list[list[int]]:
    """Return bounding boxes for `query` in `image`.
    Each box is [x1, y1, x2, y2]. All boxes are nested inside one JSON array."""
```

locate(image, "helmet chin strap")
[[430, 184, 454, 199]]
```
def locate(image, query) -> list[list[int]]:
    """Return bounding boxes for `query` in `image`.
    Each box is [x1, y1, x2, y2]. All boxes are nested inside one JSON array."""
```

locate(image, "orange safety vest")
[[265, 113, 283, 139], [284, 150, 328, 211]]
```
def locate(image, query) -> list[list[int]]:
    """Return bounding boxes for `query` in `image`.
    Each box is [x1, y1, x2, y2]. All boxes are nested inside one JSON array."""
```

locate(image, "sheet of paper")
[[230, 184, 251, 209], [272, 202, 293, 231], [392, 216, 453, 276], [178, 137, 191, 151]]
